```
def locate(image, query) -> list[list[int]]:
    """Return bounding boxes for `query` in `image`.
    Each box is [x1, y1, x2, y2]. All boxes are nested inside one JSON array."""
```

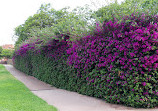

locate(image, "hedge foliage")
[[13, 13, 158, 108]]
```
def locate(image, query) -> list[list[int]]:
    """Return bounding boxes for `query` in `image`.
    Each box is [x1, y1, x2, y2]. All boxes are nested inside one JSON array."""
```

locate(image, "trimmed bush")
[[67, 13, 158, 108], [13, 34, 77, 90], [13, 13, 158, 108], [13, 43, 35, 75]]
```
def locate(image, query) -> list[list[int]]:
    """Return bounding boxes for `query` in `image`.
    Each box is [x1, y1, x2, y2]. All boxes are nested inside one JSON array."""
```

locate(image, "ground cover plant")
[[0, 64, 57, 111]]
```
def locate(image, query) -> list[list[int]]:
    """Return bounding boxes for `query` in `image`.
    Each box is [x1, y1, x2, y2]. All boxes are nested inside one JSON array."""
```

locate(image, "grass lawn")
[[0, 64, 57, 111]]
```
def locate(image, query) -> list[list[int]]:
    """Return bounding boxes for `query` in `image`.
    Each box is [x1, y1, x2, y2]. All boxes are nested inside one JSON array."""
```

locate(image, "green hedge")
[[13, 13, 158, 108], [14, 54, 32, 75], [13, 50, 101, 97]]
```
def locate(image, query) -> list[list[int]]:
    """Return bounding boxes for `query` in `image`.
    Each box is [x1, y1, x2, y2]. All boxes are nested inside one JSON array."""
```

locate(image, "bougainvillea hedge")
[[13, 34, 75, 88], [13, 13, 158, 108]]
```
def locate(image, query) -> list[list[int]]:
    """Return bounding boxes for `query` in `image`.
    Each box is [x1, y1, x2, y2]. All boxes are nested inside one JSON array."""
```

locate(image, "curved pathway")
[[4, 65, 158, 111]]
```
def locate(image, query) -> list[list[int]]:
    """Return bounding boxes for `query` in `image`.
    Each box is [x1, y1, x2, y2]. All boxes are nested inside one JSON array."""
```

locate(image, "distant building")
[[2, 44, 14, 50]]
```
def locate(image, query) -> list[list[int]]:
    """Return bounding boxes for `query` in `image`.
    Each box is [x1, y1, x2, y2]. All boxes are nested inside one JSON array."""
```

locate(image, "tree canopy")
[[14, 4, 55, 46], [94, 0, 158, 23], [0, 49, 13, 59], [14, 0, 158, 48], [14, 4, 93, 48]]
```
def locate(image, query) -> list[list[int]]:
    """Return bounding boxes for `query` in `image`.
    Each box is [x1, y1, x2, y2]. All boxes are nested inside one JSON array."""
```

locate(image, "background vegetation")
[[14, 4, 94, 48], [0, 49, 13, 59], [0, 46, 13, 59]]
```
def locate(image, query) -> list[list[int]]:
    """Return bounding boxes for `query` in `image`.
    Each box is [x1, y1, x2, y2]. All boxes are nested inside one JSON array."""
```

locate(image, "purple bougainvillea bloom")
[[130, 53, 135, 57], [143, 92, 148, 95], [142, 82, 147, 86]]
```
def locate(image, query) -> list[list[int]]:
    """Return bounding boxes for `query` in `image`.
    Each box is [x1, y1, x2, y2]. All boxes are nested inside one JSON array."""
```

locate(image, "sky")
[[0, 0, 125, 46]]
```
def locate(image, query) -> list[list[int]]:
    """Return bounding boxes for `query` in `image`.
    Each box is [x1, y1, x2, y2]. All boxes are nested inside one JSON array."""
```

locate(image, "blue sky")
[[0, 0, 124, 46]]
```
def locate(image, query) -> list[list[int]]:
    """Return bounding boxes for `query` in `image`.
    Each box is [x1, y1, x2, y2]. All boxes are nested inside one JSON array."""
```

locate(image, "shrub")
[[13, 34, 77, 90], [67, 13, 158, 108], [13, 13, 158, 108], [12, 43, 35, 74]]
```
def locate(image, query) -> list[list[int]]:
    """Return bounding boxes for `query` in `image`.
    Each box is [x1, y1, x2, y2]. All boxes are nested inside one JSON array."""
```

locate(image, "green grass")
[[0, 64, 57, 111]]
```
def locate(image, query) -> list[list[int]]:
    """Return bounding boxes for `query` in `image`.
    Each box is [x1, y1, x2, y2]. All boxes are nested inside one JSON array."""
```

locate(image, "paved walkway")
[[4, 65, 158, 111]]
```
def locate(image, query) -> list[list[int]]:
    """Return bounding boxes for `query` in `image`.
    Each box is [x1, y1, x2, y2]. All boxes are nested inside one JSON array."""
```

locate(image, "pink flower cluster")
[[67, 14, 158, 75], [67, 13, 158, 107], [14, 43, 35, 57]]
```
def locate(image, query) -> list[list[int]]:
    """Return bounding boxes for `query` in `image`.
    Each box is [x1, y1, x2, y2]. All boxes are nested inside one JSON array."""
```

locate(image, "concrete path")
[[4, 65, 158, 111]]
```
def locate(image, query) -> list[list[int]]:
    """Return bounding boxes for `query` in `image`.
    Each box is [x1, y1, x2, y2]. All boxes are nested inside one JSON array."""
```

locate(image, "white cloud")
[[0, 0, 125, 46]]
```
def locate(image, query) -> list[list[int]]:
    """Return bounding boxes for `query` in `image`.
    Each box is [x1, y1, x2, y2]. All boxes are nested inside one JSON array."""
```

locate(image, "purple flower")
[[130, 53, 135, 57], [143, 92, 148, 95], [142, 82, 147, 86], [109, 65, 113, 70], [140, 99, 143, 101]]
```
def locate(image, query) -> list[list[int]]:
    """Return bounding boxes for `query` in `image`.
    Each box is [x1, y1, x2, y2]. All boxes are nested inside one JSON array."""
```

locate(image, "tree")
[[14, 4, 93, 47], [0, 49, 14, 59], [93, 0, 158, 23], [14, 4, 55, 47], [0, 46, 2, 54], [0, 46, 2, 58]]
